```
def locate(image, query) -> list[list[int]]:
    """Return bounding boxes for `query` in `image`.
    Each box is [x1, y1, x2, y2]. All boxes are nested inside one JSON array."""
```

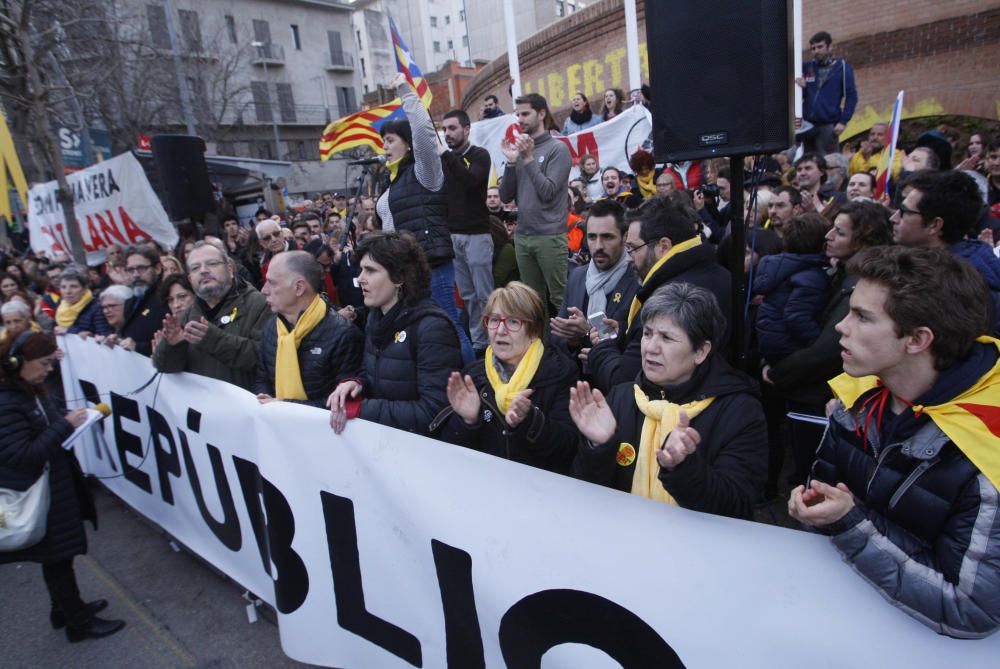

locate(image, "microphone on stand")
[[347, 156, 386, 166]]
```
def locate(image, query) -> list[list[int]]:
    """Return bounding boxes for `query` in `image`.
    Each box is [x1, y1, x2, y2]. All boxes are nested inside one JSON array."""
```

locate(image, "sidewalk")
[[0, 484, 315, 669]]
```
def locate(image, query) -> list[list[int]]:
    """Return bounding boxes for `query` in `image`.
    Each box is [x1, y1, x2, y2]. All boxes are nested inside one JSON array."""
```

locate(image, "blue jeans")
[[431, 261, 474, 364]]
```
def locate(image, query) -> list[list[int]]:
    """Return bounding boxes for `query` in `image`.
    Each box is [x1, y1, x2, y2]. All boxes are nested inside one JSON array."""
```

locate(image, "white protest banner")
[[470, 105, 653, 181], [59, 335, 1000, 668], [28, 152, 177, 265]]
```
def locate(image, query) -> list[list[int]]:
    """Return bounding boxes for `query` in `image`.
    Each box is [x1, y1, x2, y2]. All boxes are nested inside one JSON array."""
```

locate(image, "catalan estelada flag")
[[829, 335, 1000, 490], [875, 90, 904, 200], [388, 16, 432, 109], [318, 102, 405, 161]]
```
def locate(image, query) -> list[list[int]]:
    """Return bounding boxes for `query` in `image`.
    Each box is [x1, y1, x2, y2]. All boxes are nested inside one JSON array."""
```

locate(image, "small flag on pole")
[[875, 90, 904, 200], [319, 102, 405, 161], [388, 16, 433, 109]]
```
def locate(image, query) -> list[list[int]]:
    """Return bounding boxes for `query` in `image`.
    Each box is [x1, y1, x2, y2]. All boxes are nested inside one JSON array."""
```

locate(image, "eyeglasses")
[[624, 241, 649, 255], [897, 205, 921, 217], [187, 259, 227, 273], [484, 315, 524, 332], [125, 264, 153, 274], [258, 232, 279, 242], [100, 302, 124, 310]]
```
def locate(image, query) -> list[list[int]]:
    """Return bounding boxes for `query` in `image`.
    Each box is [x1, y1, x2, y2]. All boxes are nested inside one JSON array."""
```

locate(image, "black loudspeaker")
[[645, 0, 793, 162], [150, 135, 216, 222]]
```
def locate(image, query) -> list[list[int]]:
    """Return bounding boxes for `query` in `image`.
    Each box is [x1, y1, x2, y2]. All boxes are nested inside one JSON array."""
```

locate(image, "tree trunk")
[[19, 21, 88, 265]]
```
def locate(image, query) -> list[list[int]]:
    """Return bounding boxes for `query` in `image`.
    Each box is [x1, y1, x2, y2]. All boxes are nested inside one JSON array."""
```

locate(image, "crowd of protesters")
[[3, 30, 1000, 643]]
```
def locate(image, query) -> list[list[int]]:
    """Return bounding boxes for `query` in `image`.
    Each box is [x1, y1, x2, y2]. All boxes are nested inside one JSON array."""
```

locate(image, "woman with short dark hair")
[[0, 333, 125, 641], [432, 282, 579, 473], [570, 282, 767, 519], [53, 267, 111, 337], [327, 231, 463, 435]]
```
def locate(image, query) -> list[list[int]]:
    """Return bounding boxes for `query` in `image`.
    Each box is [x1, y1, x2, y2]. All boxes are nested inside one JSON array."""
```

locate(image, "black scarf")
[[569, 107, 593, 126]]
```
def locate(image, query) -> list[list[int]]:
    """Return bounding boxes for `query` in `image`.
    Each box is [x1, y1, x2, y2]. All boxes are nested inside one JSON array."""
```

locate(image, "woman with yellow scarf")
[[51, 267, 111, 338], [432, 282, 580, 474], [570, 283, 767, 519]]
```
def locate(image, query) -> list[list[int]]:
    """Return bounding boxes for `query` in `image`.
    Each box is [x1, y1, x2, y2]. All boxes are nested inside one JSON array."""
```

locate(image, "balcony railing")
[[325, 50, 354, 71], [251, 43, 285, 65]]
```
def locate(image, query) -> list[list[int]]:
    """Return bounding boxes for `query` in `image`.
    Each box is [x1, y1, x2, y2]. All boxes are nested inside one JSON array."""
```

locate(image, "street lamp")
[[251, 40, 282, 160]]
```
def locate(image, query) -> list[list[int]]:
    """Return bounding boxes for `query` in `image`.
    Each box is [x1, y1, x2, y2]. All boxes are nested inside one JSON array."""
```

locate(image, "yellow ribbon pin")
[[613, 292, 622, 304]]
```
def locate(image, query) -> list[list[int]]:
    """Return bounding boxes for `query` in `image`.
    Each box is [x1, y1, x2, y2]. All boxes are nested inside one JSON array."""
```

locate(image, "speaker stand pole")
[[728, 156, 747, 371]]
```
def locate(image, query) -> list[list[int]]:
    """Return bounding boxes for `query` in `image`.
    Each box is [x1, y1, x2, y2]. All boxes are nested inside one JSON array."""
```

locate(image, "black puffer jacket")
[[65, 297, 111, 336], [572, 353, 767, 519], [812, 341, 1000, 638], [121, 279, 167, 356], [589, 242, 731, 392], [0, 384, 95, 565], [430, 345, 580, 473], [254, 302, 364, 407], [387, 162, 454, 266], [358, 297, 463, 435]]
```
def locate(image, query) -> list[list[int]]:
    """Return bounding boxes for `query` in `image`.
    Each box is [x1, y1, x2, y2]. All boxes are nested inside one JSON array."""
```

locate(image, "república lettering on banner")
[[58, 336, 1000, 668]]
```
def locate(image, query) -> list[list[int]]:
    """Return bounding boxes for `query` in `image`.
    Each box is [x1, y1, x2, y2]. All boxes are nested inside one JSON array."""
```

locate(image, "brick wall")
[[463, 0, 1000, 137]]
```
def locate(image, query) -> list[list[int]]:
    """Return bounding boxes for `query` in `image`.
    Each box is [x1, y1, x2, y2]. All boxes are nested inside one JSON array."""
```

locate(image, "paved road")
[[0, 483, 316, 669]]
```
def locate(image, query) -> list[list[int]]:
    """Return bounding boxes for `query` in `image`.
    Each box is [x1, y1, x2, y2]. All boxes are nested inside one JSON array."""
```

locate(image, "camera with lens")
[[699, 184, 720, 197]]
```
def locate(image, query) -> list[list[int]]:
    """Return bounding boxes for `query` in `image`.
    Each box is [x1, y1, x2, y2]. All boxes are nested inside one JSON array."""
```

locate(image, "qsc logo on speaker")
[[698, 132, 728, 147]]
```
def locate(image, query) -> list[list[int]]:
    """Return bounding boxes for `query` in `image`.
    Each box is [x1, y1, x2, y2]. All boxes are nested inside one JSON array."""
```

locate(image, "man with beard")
[[119, 245, 167, 356], [598, 167, 643, 209], [550, 199, 638, 361], [848, 121, 903, 181], [441, 109, 494, 355], [797, 31, 857, 154], [153, 242, 271, 390], [499, 93, 572, 317], [588, 197, 731, 392]]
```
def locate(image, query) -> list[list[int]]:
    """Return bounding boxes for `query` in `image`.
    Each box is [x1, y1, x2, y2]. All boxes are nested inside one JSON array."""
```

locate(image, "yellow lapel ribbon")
[[636, 171, 656, 199], [484, 339, 544, 414], [631, 385, 714, 504], [55, 289, 94, 328], [828, 336, 1000, 489], [627, 236, 702, 329], [274, 295, 327, 400]]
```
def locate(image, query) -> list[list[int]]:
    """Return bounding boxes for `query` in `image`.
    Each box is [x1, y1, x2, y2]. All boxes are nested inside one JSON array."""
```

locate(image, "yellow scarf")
[[627, 236, 702, 329], [484, 339, 544, 414], [55, 289, 94, 328], [386, 155, 404, 182], [828, 336, 1000, 489], [636, 171, 656, 200], [274, 295, 327, 400], [630, 385, 715, 504]]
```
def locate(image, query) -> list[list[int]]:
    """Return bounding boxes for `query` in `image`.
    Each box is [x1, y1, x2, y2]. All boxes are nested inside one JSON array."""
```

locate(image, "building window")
[[251, 81, 272, 123], [447, 39, 453, 49], [225, 15, 237, 44], [336, 87, 357, 115], [445, 16, 450, 25], [433, 40, 441, 52], [252, 140, 274, 161], [290, 24, 301, 50], [430, 16, 437, 27], [360, 57, 367, 78], [145, 5, 171, 50], [556, 1, 565, 17], [462, 35, 468, 47], [178, 9, 202, 52], [459, 9, 465, 21], [276, 83, 296, 123]]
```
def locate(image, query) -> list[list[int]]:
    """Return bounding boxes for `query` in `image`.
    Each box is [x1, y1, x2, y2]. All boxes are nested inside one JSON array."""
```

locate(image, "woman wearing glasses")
[[327, 231, 463, 436], [93, 285, 136, 351], [432, 282, 579, 474]]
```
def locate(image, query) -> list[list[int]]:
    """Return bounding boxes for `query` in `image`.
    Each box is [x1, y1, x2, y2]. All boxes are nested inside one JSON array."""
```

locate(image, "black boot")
[[65, 616, 125, 643], [51, 599, 109, 629]]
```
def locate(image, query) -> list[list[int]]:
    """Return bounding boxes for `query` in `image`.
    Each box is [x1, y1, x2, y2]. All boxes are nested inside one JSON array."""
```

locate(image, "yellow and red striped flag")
[[318, 102, 405, 161]]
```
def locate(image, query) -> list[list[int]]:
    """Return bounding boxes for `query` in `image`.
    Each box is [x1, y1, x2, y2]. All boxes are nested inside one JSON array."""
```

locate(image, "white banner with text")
[[28, 152, 177, 265], [58, 336, 999, 668]]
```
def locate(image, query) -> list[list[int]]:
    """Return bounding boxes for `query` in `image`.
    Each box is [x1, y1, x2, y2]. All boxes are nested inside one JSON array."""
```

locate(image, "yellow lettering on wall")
[[546, 71, 566, 108], [536, 78, 547, 98], [566, 64, 583, 99], [523, 81, 533, 94], [604, 48, 626, 89], [583, 60, 605, 98], [639, 42, 649, 80]]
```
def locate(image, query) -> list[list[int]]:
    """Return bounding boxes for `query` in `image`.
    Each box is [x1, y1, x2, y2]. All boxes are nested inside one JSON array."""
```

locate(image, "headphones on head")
[[3, 330, 35, 372]]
